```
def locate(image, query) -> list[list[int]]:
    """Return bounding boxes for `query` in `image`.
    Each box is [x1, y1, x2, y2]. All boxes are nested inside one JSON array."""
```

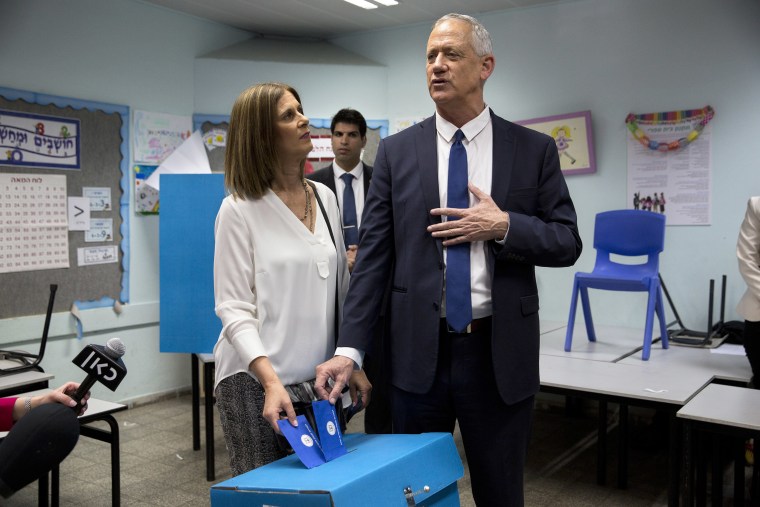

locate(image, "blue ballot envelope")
[[277, 400, 348, 468], [277, 415, 325, 469], [312, 399, 348, 461], [210, 433, 464, 506]]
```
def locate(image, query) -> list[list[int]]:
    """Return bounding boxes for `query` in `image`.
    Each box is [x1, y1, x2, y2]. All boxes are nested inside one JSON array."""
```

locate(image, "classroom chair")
[[564, 209, 668, 360]]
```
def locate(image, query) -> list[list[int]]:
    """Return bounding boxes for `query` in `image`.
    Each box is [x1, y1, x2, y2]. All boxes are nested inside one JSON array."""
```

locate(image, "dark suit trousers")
[[391, 321, 534, 507]]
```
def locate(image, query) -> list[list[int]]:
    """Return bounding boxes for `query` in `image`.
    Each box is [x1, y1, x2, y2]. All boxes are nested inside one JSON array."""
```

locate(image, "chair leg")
[[655, 287, 669, 349], [579, 286, 597, 342], [565, 280, 580, 352], [642, 284, 658, 361]]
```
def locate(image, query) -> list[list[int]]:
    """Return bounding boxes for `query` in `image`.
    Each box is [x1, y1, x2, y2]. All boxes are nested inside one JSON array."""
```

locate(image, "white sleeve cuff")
[[334, 346, 364, 369], [495, 228, 509, 244]]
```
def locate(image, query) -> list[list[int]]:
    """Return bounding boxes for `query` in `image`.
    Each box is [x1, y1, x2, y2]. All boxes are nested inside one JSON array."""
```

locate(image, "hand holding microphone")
[[70, 337, 128, 411]]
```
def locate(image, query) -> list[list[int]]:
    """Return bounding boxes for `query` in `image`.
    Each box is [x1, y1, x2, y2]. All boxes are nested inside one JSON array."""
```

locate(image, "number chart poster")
[[0, 173, 70, 273]]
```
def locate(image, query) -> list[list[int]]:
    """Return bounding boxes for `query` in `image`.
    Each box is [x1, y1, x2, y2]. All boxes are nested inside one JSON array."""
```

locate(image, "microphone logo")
[[79, 349, 121, 383], [71, 338, 128, 393]]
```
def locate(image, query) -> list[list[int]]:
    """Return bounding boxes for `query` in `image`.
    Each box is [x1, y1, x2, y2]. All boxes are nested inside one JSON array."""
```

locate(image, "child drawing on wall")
[[551, 125, 576, 165]]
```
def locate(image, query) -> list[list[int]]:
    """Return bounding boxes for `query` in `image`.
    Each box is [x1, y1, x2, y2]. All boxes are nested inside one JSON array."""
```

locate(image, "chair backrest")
[[593, 210, 666, 271], [0, 284, 56, 375]]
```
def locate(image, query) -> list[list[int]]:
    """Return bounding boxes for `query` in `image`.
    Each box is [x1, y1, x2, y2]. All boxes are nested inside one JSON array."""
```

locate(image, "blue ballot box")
[[210, 432, 464, 506]]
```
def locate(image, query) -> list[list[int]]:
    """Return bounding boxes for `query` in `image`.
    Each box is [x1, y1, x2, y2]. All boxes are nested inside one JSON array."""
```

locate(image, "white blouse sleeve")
[[213, 198, 267, 367], [738, 197, 760, 302]]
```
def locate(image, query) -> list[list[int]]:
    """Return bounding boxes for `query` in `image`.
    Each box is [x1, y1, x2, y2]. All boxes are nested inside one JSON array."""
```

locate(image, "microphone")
[[70, 337, 128, 408]]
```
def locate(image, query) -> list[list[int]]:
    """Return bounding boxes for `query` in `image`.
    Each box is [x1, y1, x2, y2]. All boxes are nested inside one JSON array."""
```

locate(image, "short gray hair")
[[434, 13, 493, 57]]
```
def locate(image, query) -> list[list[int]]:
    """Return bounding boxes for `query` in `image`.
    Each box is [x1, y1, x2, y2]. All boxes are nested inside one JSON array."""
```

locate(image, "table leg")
[[204, 360, 215, 482], [192, 354, 200, 451], [80, 414, 120, 507], [734, 435, 745, 505], [711, 435, 722, 506], [684, 421, 701, 505], [617, 403, 628, 489], [752, 434, 759, 504], [668, 413, 681, 507], [597, 399, 607, 486], [51, 464, 59, 507], [694, 424, 706, 507], [38, 472, 49, 507]]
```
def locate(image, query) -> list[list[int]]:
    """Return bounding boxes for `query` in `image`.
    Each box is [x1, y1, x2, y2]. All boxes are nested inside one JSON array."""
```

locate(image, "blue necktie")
[[446, 130, 472, 333], [340, 173, 359, 246]]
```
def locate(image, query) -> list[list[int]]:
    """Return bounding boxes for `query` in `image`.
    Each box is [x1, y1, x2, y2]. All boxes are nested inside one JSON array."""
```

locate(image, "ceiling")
[[142, 0, 564, 40]]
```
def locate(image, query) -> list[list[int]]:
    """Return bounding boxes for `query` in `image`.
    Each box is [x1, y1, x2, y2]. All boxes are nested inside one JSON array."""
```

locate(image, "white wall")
[[193, 36, 388, 120], [332, 0, 760, 330], [0, 0, 250, 403], [194, 59, 387, 120]]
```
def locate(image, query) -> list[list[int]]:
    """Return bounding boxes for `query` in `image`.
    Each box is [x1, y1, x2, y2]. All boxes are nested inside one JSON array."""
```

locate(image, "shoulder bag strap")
[[306, 180, 339, 345]]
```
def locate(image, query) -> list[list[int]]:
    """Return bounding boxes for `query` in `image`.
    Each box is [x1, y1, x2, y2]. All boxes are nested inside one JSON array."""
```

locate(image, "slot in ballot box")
[[211, 432, 464, 506]]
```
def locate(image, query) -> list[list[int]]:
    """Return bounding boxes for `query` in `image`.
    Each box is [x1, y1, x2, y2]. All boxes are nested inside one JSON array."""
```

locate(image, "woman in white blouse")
[[213, 82, 371, 474], [737, 196, 760, 389]]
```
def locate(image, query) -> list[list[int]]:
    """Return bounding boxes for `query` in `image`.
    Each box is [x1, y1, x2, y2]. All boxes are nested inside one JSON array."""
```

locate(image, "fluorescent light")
[[373, 0, 399, 5], [343, 0, 378, 9]]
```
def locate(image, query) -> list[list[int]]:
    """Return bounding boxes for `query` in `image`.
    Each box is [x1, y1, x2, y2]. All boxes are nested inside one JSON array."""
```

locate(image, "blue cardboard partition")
[[210, 433, 464, 507], [159, 173, 226, 353]]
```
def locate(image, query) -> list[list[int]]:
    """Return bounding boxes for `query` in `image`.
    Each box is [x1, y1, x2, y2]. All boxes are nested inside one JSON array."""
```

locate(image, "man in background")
[[307, 108, 392, 434]]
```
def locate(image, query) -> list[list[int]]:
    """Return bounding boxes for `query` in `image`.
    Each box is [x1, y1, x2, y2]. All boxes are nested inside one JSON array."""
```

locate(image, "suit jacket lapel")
[[362, 163, 372, 201], [416, 116, 443, 259], [490, 113, 515, 211], [326, 164, 338, 195]]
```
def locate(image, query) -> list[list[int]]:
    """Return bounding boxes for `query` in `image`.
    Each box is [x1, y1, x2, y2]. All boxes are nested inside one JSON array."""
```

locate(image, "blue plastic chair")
[[564, 210, 669, 360]]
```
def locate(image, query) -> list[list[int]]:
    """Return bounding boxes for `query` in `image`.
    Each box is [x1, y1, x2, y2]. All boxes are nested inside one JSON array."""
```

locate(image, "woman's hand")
[[261, 380, 297, 433], [13, 382, 88, 421], [55, 382, 90, 416], [348, 369, 372, 411], [250, 356, 297, 433], [41, 382, 89, 416]]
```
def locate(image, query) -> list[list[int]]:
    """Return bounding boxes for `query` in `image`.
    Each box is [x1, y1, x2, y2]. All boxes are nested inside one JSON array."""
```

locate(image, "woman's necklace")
[[300, 179, 314, 232], [274, 180, 313, 231], [297, 179, 309, 220], [625, 105, 714, 152]]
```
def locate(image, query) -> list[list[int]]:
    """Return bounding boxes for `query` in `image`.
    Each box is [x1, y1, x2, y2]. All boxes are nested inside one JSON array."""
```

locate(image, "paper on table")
[[144, 130, 211, 190], [710, 343, 746, 355]]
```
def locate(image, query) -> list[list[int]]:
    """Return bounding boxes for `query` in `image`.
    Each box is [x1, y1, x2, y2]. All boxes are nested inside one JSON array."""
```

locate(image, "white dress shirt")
[[335, 107, 500, 367], [435, 106, 494, 320], [213, 182, 349, 387], [332, 161, 366, 229]]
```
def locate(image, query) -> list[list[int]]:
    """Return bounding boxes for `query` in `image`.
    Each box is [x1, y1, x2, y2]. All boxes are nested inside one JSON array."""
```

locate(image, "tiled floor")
[[6, 392, 748, 506]]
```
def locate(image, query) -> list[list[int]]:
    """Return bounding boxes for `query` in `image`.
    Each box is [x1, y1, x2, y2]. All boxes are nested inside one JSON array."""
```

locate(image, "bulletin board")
[[0, 87, 129, 319]]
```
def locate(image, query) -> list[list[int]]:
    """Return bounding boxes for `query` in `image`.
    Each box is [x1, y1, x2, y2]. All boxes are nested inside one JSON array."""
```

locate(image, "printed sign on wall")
[[0, 109, 81, 169], [0, 173, 70, 273]]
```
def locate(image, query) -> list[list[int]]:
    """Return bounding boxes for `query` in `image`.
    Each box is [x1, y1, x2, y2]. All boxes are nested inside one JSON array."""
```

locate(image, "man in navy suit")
[[307, 109, 373, 272], [316, 13, 581, 506], [307, 109, 392, 434]]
